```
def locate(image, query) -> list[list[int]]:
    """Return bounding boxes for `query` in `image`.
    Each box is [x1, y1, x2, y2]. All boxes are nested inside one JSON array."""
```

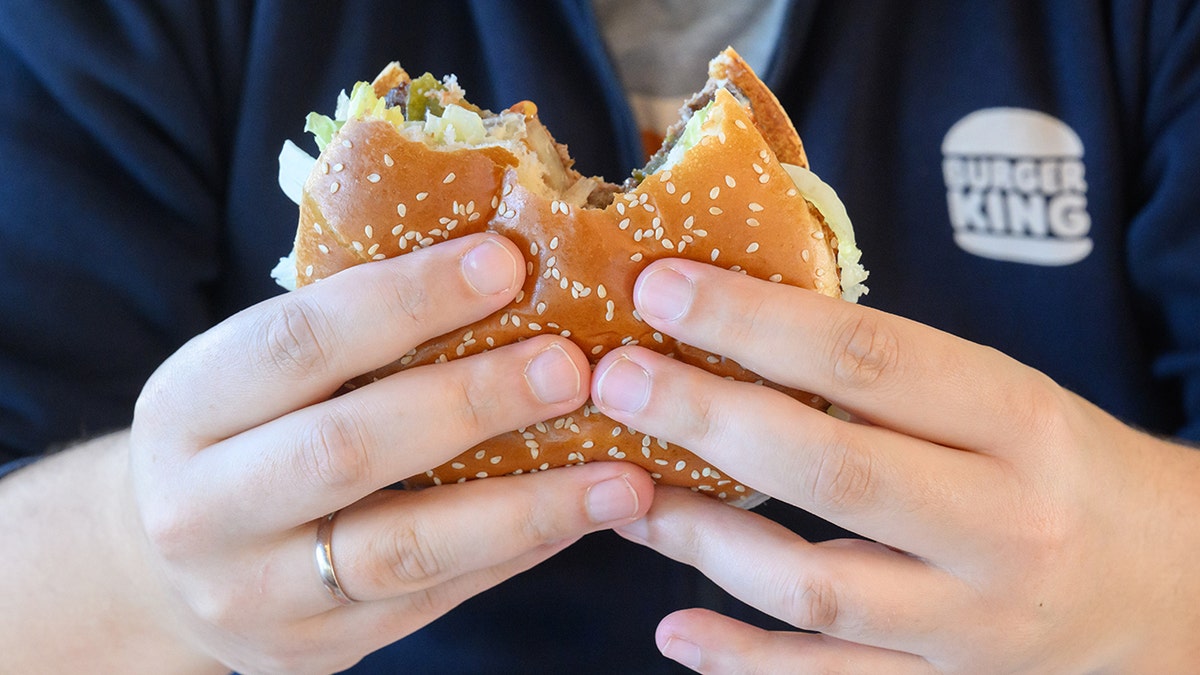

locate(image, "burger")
[[274, 48, 867, 507]]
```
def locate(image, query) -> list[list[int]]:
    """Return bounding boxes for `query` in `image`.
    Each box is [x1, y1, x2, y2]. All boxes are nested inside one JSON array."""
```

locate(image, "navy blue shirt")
[[2, 1, 1199, 672]]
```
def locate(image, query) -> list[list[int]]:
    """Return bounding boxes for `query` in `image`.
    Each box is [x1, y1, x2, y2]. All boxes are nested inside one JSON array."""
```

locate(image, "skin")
[[0, 233, 654, 674], [593, 260, 1200, 673], [2, 232, 1196, 673]]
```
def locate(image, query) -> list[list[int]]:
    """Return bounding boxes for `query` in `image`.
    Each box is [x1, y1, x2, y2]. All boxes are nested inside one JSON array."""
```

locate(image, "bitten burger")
[[274, 48, 868, 507]]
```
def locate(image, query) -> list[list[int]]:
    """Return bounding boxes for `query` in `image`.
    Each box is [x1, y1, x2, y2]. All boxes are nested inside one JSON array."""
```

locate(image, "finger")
[[655, 608, 934, 674], [197, 334, 592, 531], [630, 259, 1062, 456], [616, 487, 961, 654], [277, 461, 653, 616], [285, 539, 580, 675], [135, 233, 524, 447], [594, 347, 1009, 556]]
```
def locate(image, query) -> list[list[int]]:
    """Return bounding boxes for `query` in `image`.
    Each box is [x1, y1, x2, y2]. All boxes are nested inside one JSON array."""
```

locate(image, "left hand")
[[591, 259, 1200, 673]]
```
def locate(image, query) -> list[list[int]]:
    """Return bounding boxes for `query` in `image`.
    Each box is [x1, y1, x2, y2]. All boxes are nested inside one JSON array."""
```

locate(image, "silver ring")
[[315, 511, 356, 605]]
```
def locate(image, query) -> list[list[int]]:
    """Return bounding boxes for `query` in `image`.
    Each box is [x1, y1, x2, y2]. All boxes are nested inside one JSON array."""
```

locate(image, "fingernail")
[[585, 475, 639, 524], [637, 267, 693, 321], [614, 516, 649, 543], [662, 636, 702, 670], [524, 344, 581, 404], [461, 239, 518, 295], [594, 356, 650, 413]]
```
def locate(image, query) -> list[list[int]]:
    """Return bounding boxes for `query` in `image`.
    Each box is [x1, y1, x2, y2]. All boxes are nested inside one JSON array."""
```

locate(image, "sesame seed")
[[547, 256, 557, 267], [536, 302, 546, 315], [367, 173, 381, 183], [342, 139, 353, 148], [746, 218, 760, 227], [416, 192, 429, 201], [383, 153, 394, 166], [322, 162, 330, 174], [630, 252, 643, 261], [675, 460, 686, 471], [725, 175, 736, 188], [693, 229, 708, 237], [813, 230, 825, 239], [665, 182, 676, 194], [747, 242, 760, 253], [591, 345, 604, 355], [605, 300, 615, 322], [530, 242, 539, 256], [443, 172, 456, 184], [709, 186, 720, 199], [559, 276, 568, 289], [801, 249, 811, 262], [752, 162, 764, 174], [364, 225, 374, 239], [318, 244, 329, 254], [759, 174, 770, 184], [709, 206, 724, 216], [550, 236, 560, 250], [333, 163, 344, 172], [710, 248, 720, 261], [305, 264, 314, 277], [351, 240, 363, 252], [662, 239, 674, 249], [683, 215, 695, 229], [618, 217, 630, 230], [329, 182, 340, 194], [735, 119, 748, 130], [748, 202, 764, 212], [680, 191, 692, 204], [597, 284, 607, 298], [769, 273, 784, 282], [367, 243, 380, 255]]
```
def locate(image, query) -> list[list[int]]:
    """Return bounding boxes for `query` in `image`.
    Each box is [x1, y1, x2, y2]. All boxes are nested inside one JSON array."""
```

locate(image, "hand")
[[592, 259, 1200, 673], [119, 233, 651, 674]]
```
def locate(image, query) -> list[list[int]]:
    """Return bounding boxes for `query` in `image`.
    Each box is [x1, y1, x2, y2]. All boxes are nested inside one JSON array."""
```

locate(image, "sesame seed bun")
[[286, 49, 845, 507]]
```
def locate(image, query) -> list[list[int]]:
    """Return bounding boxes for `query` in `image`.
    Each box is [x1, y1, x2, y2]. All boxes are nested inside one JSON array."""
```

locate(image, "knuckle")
[[829, 311, 901, 390], [378, 517, 449, 588], [259, 298, 335, 378], [807, 433, 875, 514], [783, 570, 841, 632], [140, 503, 200, 563], [296, 406, 373, 491], [380, 268, 431, 330], [449, 373, 495, 440]]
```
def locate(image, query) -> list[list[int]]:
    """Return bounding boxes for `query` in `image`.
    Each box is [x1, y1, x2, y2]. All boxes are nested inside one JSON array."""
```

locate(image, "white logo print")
[[941, 108, 1092, 266]]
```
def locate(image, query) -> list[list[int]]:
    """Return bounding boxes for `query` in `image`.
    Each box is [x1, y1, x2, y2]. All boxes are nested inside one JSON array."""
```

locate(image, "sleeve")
[[1125, 0, 1200, 442], [0, 2, 246, 461]]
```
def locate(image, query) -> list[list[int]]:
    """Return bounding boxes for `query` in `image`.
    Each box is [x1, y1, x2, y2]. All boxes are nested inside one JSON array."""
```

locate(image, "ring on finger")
[[315, 511, 357, 606]]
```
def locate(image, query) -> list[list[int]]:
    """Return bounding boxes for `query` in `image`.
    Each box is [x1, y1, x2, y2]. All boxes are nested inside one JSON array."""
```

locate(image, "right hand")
[[128, 233, 653, 674]]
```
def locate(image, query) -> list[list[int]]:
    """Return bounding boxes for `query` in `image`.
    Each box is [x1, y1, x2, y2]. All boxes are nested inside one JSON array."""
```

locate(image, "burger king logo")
[[941, 108, 1092, 266]]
